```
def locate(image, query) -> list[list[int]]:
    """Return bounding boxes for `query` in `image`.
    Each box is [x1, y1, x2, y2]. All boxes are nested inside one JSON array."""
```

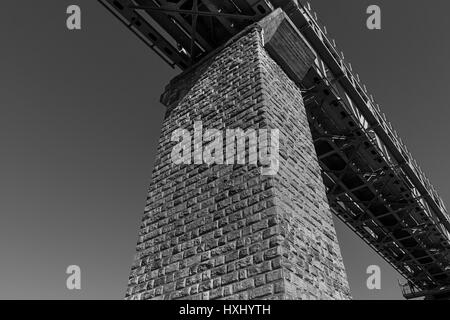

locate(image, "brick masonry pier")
[[125, 9, 351, 300]]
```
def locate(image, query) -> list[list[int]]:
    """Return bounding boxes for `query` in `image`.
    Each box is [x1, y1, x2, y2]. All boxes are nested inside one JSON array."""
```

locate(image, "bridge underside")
[[100, 0, 450, 299], [99, 0, 273, 68], [300, 68, 450, 296]]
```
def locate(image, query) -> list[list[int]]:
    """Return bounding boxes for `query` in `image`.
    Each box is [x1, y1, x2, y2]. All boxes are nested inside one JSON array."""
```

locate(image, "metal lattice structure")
[[98, 0, 273, 68], [99, 0, 450, 299]]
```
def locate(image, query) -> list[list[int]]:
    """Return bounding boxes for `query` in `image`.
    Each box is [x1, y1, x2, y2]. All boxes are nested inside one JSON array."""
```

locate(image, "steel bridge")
[[99, 0, 450, 299]]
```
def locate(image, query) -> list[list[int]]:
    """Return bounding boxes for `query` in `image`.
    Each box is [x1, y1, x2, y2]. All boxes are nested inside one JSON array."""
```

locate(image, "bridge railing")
[[298, 1, 448, 227], [398, 280, 423, 299]]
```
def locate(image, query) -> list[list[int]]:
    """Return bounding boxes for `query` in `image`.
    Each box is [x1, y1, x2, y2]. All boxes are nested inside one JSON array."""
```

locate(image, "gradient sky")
[[1, 0, 449, 300]]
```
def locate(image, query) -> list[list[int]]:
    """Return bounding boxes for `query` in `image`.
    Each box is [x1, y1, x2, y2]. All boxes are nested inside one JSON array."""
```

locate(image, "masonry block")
[[126, 9, 351, 300]]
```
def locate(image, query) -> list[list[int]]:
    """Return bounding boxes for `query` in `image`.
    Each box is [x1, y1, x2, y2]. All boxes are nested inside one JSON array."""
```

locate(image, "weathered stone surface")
[[259, 9, 316, 84], [126, 10, 350, 300]]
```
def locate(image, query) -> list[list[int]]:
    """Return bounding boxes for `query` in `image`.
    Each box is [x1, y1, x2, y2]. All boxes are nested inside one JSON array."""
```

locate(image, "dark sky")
[[1, 0, 449, 300]]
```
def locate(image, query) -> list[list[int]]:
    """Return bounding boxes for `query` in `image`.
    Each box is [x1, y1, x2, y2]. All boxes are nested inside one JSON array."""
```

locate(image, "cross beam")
[[129, 5, 262, 21]]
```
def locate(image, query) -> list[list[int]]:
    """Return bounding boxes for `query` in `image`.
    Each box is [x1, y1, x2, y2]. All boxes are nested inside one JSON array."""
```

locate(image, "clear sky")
[[1, 0, 449, 299]]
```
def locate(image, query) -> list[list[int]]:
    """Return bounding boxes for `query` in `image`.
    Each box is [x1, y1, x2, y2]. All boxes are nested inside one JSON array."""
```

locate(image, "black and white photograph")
[[1, 0, 450, 309]]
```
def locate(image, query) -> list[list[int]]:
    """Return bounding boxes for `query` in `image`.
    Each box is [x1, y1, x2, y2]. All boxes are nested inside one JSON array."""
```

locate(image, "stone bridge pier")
[[125, 9, 351, 300]]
